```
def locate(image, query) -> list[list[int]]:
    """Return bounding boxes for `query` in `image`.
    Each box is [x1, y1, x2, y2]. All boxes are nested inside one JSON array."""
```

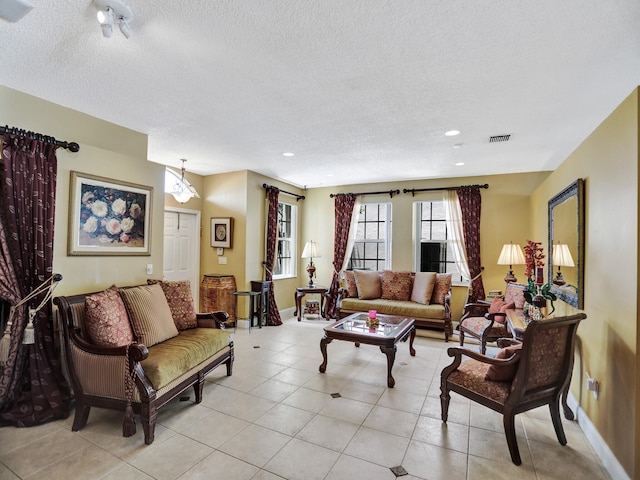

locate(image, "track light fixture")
[[94, 0, 133, 39]]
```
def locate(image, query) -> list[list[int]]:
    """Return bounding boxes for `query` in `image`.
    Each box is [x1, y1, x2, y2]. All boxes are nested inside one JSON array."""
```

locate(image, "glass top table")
[[319, 312, 416, 388]]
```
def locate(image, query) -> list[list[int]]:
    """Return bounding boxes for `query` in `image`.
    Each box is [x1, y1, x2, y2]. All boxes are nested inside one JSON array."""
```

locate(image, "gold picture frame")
[[210, 217, 233, 248], [68, 171, 152, 256]]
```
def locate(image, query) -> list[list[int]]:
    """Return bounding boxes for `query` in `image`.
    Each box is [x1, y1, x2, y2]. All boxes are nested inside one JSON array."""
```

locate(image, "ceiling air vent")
[[489, 134, 511, 143]]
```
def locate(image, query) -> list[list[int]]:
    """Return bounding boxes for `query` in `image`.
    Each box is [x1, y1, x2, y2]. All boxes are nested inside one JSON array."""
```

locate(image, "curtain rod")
[[403, 183, 489, 196], [329, 189, 400, 198], [262, 183, 305, 201], [0, 125, 80, 152]]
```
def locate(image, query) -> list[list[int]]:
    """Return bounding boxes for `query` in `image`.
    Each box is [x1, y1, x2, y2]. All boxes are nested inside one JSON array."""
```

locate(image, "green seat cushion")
[[341, 298, 445, 320], [141, 327, 230, 389]]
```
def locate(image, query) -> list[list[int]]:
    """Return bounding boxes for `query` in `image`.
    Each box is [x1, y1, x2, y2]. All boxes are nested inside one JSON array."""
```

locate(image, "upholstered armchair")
[[458, 283, 526, 354], [441, 313, 587, 465]]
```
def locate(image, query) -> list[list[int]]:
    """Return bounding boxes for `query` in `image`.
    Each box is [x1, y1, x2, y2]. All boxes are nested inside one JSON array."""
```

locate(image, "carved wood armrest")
[[461, 301, 490, 321], [197, 311, 229, 329], [70, 329, 148, 361], [445, 345, 521, 366], [497, 337, 521, 348]]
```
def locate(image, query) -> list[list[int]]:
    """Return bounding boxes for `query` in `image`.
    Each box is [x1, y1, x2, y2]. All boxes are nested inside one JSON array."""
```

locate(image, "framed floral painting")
[[68, 171, 153, 256]]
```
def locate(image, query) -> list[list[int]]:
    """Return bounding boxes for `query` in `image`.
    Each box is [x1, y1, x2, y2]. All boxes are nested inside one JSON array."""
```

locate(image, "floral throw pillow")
[[344, 271, 358, 298], [431, 273, 452, 305], [485, 343, 523, 382], [381, 270, 412, 301], [488, 298, 515, 325], [84, 285, 134, 347], [147, 280, 198, 330]]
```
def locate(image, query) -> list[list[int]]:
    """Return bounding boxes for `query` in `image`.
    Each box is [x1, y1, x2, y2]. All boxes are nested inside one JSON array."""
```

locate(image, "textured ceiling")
[[1, 1, 640, 188]]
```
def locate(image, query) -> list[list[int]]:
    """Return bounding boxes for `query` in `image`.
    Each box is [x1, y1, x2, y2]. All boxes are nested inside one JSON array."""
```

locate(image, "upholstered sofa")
[[54, 281, 234, 445], [334, 270, 453, 341]]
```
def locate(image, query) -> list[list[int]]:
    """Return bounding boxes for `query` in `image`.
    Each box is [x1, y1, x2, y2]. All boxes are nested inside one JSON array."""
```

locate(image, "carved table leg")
[[319, 335, 332, 372], [380, 344, 397, 388], [409, 326, 416, 356], [295, 291, 304, 321]]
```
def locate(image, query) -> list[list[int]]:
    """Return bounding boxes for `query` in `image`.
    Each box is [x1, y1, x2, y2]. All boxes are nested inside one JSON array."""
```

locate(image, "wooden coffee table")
[[319, 312, 415, 388]]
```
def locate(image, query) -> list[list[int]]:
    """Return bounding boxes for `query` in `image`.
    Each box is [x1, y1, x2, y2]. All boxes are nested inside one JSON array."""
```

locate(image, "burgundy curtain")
[[0, 135, 71, 426], [457, 186, 485, 302], [263, 187, 282, 326], [325, 194, 357, 319]]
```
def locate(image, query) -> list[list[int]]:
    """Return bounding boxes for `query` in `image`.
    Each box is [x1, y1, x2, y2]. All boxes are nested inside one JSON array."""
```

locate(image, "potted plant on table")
[[523, 240, 556, 315]]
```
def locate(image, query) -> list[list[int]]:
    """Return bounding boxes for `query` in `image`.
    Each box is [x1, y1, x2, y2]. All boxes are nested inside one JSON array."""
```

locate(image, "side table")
[[251, 280, 271, 327], [294, 285, 328, 321], [228, 291, 261, 331]]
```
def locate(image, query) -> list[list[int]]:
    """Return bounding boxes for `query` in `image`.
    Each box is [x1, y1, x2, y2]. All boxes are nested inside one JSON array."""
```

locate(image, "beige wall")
[[197, 170, 305, 316], [0, 86, 165, 297], [302, 172, 549, 322], [530, 88, 638, 478]]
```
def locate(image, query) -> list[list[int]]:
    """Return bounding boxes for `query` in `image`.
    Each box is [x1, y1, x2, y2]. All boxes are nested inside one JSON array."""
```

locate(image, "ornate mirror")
[[548, 179, 585, 309]]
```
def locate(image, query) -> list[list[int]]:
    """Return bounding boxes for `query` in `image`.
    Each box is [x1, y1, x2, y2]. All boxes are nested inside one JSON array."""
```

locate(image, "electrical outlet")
[[586, 374, 599, 399], [146, 264, 153, 275], [217, 248, 224, 255]]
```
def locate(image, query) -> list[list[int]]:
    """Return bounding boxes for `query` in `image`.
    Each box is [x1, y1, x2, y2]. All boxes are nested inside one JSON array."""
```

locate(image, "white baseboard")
[[567, 392, 630, 480]]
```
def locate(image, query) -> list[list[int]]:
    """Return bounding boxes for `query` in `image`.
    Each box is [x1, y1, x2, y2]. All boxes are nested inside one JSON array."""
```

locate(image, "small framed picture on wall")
[[211, 217, 233, 248]]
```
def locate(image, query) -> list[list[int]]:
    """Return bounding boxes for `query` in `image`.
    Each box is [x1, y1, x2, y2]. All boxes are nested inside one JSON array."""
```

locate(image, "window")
[[414, 200, 463, 283], [347, 203, 391, 271], [164, 168, 198, 199], [274, 202, 297, 278]]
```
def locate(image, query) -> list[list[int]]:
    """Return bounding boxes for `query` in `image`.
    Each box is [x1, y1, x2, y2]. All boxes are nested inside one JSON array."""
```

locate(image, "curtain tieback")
[[262, 261, 273, 275]]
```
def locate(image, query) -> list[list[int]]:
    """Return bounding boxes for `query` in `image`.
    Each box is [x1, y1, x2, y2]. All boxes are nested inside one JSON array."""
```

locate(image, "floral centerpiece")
[[523, 240, 556, 314]]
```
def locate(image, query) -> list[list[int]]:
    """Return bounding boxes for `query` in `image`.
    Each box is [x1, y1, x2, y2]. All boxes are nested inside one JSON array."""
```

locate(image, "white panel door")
[[163, 209, 200, 304]]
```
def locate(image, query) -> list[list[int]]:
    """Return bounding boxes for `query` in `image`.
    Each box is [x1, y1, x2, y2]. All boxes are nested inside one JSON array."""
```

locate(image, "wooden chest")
[[200, 274, 236, 322]]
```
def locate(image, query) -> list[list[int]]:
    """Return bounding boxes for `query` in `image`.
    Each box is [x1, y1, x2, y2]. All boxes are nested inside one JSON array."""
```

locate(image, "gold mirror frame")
[[548, 179, 585, 309]]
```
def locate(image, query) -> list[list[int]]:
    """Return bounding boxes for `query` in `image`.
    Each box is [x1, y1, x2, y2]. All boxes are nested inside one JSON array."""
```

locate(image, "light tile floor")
[[0, 314, 611, 480]]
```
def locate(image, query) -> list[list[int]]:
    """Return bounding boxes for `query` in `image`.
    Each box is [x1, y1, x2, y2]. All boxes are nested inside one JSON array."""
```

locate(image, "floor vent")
[[489, 134, 511, 143]]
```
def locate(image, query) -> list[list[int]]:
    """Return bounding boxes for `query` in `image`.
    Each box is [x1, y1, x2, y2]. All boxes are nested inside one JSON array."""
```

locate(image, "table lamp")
[[497, 243, 526, 283], [552, 243, 574, 286], [301, 240, 321, 287]]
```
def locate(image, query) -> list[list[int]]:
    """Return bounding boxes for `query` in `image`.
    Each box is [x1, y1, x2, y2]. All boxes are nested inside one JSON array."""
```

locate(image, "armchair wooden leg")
[[459, 331, 465, 347], [503, 412, 521, 465], [549, 400, 568, 445], [440, 386, 451, 423], [72, 400, 91, 431]]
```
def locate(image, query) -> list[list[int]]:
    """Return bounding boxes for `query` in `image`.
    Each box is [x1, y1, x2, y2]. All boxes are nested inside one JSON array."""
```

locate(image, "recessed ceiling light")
[[455, 162, 465, 166], [282, 152, 295, 157], [445, 130, 460, 136], [453, 143, 463, 148]]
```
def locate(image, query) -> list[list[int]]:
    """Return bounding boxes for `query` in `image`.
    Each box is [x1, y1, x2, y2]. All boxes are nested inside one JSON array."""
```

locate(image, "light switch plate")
[[146, 264, 153, 274], [218, 257, 227, 265], [217, 247, 224, 255]]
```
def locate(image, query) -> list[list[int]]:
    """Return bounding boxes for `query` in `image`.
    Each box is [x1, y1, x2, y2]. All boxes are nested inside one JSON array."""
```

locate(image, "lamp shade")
[[553, 244, 575, 267], [301, 241, 321, 259], [497, 244, 526, 266], [171, 189, 195, 203]]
